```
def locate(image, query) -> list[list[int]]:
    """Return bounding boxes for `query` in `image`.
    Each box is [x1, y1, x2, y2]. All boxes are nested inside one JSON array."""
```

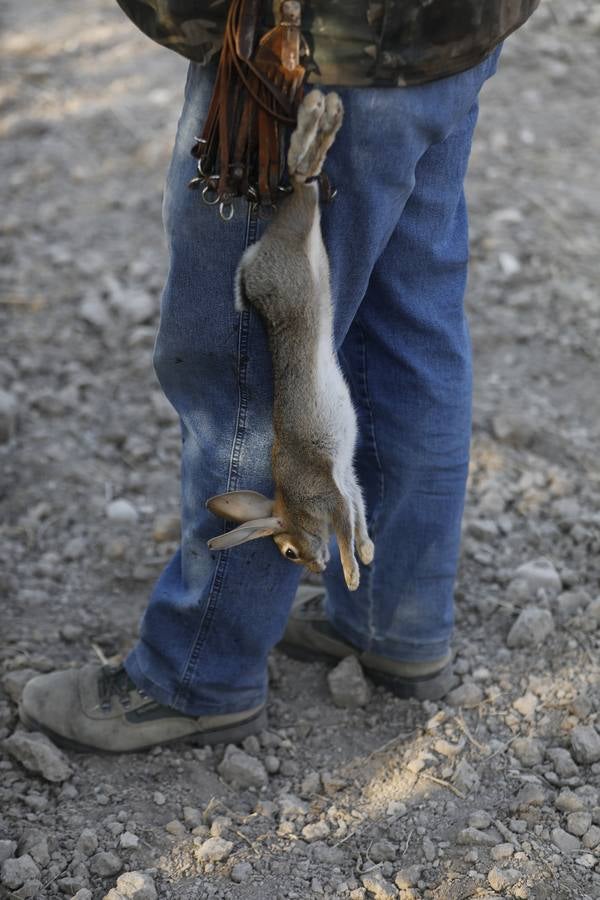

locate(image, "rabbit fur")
[[207, 91, 374, 591]]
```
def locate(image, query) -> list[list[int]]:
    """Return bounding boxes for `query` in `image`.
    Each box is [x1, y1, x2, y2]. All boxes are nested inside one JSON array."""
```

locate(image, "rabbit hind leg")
[[287, 90, 325, 180]]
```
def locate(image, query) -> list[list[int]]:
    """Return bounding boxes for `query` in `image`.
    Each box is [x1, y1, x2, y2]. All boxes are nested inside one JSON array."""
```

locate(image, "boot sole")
[[19, 706, 267, 755], [278, 642, 456, 701]]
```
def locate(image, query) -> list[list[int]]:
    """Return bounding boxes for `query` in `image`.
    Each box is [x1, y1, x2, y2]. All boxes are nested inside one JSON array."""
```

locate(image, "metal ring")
[[219, 201, 234, 222], [202, 184, 220, 206], [197, 157, 216, 179], [193, 136, 207, 145]]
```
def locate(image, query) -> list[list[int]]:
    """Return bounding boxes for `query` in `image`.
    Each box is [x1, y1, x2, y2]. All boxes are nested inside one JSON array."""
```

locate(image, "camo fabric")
[[114, 0, 539, 86]]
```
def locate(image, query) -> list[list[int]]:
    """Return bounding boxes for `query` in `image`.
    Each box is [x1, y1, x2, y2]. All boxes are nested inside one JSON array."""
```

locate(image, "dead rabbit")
[[207, 91, 374, 591]]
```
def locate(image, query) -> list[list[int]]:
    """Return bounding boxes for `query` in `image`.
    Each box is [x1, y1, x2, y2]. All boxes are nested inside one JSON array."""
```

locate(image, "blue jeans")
[[125, 47, 501, 715]]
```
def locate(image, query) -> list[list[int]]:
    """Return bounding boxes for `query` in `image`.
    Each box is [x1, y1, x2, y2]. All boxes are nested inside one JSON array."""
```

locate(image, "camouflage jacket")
[[115, 0, 539, 86]]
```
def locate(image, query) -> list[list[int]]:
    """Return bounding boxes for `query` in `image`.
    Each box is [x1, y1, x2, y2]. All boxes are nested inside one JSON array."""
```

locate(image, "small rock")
[[487, 867, 521, 891], [153, 792, 166, 806], [571, 725, 600, 764], [546, 747, 578, 778], [327, 656, 370, 708], [89, 851, 123, 876], [165, 820, 186, 837], [60, 623, 84, 643], [264, 755, 280, 774], [76, 829, 99, 856], [183, 807, 203, 829], [1, 854, 40, 890], [114, 871, 158, 900], [515, 783, 546, 809], [0, 390, 18, 444], [194, 837, 233, 863], [512, 693, 538, 719], [217, 745, 268, 789], [498, 251, 521, 277], [301, 821, 330, 842], [152, 514, 180, 543], [506, 607, 554, 648], [0, 841, 17, 865], [3, 730, 72, 782], [446, 682, 483, 709], [106, 499, 139, 524], [2, 669, 39, 703], [512, 737, 544, 767], [119, 831, 140, 850], [468, 810, 492, 829], [491, 843, 515, 861], [386, 800, 407, 818], [510, 559, 561, 597], [230, 862, 253, 883], [72, 891, 93, 900], [452, 759, 480, 794], [582, 825, 600, 849], [422, 836, 436, 861], [457, 827, 496, 846], [79, 293, 111, 329], [369, 839, 397, 863], [361, 870, 398, 899], [112, 289, 155, 324], [551, 827, 581, 853], [566, 811, 592, 837], [300, 771, 321, 797], [394, 865, 422, 889], [555, 789, 584, 813]]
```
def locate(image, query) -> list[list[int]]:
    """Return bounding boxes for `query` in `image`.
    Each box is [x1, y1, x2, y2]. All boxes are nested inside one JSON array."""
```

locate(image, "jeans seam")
[[174, 203, 257, 709], [357, 324, 385, 651]]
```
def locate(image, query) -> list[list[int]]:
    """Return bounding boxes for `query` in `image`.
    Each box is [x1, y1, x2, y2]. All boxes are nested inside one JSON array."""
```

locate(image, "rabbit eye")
[[285, 547, 299, 560]]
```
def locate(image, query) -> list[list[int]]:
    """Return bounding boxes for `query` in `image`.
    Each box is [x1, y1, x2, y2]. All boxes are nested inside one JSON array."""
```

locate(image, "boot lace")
[[98, 664, 146, 712]]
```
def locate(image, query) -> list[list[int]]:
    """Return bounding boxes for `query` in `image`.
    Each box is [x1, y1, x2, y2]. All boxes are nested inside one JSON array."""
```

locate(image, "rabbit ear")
[[206, 490, 274, 523], [207, 516, 284, 551]]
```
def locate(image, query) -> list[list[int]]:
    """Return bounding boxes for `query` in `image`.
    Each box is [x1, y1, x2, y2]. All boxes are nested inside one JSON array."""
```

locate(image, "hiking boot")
[[19, 663, 266, 754], [278, 586, 456, 701]]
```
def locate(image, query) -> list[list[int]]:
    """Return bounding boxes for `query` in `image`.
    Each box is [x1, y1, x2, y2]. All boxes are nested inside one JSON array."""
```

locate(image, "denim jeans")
[[125, 47, 501, 715]]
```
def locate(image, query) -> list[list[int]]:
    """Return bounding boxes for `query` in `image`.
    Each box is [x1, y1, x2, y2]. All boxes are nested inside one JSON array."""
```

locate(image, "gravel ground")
[[2, 1, 600, 898]]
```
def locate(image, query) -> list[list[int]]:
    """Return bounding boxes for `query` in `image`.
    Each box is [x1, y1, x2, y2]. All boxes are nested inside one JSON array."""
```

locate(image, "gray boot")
[[19, 664, 265, 753], [279, 586, 455, 701]]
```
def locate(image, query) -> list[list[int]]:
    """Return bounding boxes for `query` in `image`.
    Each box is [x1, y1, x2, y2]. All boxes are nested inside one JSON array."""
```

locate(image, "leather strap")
[[189, 0, 311, 217]]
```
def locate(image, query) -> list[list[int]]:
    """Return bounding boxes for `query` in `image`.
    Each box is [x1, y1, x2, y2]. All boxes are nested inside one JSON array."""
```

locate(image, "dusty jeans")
[[125, 46, 502, 714]]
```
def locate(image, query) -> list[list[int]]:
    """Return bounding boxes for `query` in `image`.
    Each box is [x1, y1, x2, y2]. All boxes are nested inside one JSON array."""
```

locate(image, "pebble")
[[183, 807, 203, 829], [194, 837, 233, 863], [361, 870, 398, 899], [582, 825, 600, 849], [152, 792, 166, 806], [1, 669, 38, 703], [301, 821, 330, 842], [571, 725, 600, 764], [327, 655, 370, 708], [394, 865, 421, 889], [114, 871, 158, 900], [152, 514, 180, 543], [76, 829, 99, 856], [278, 793, 308, 818], [555, 789, 584, 813], [512, 692, 538, 719], [0, 389, 18, 443], [72, 891, 93, 900], [551, 827, 581, 853], [300, 771, 321, 797], [386, 800, 408, 818], [511, 558, 562, 597], [230, 861, 253, 883], [106, 499, 139, 524], [1, 854, 40, 890], [506, 607, 554, 648], [457, 827, 497, 846], [445, 682, 483, 709], [370, 839, 397, 862], [511, 737, 544, 767], [264, 755, 280, 774], [546, 747, 579, 778], [90, 851, 123, 876], [487, 867, 521, 891], [119, 831, 140, 849], [165, 820, 186, 837], [217, 745, 268, 789], [0, 841, 17, 864], [491, 842, 515, 861], [3, 730, 73, 782], [79, 293, 111, 329], [468, 810, 492, 829], [566, 811, 592, 837], [112, 288, 155, 324], [453, 759, 480, 794]]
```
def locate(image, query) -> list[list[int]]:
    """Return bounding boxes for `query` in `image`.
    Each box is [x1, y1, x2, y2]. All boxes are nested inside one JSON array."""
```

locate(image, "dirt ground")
[[2, 1, 600, 898]]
